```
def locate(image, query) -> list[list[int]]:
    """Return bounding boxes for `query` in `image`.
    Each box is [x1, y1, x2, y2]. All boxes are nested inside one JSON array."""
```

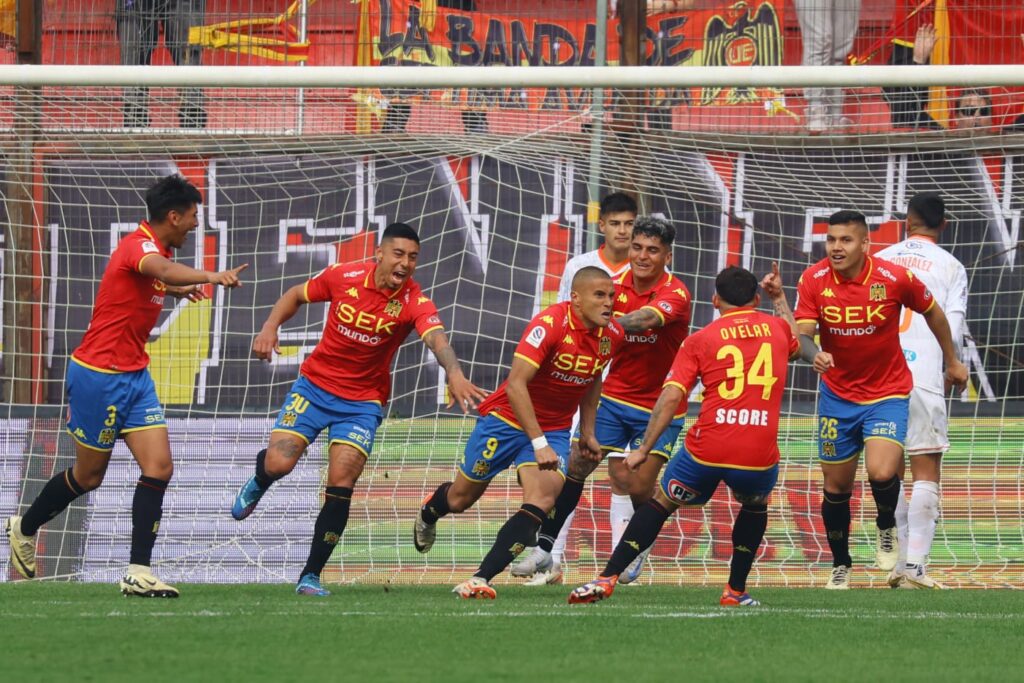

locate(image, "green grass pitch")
[[2, 583, 1023, 682]]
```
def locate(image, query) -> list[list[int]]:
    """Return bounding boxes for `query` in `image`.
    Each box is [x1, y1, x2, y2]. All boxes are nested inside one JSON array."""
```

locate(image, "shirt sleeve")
[[899, 267, 936, 314], [663, 336, 700, 395], [412, 294, 444, 338], [513, 312, 560, 369], [946, 263, 969, 359], [793, 273, 819, 324], [127, 237, 163, 273], [643, 281, 691, 328], [779, 317, 799, 355], [303, 265, 339, 304]]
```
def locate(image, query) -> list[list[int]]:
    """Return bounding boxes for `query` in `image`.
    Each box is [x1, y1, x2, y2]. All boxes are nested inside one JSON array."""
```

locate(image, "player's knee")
[[734, 492, 769, 511], [264, 452, 299, 479], [72, 467, 105, 492], [144, 460, 173, 482], [567, 456, 597, 481]]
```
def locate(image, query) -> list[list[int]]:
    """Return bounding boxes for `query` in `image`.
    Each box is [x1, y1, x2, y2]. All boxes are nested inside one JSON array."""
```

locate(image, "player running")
[[230, 222, 486, 597], [413, 267, 625, 599], [5, 174, 246, 597], [794, 210, 967, 589], [513, 215, 691, 586], [568, 266, 798, 606], [876, 193, 968, 589]]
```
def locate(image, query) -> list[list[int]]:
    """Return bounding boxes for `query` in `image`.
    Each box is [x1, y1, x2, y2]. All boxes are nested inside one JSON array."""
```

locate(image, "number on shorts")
[[104, 405, 117, 427], [481, 437, 499, 460], [819, 417, 838, 440], [716, 343, 778, 401], [285, 393, 310, 414]]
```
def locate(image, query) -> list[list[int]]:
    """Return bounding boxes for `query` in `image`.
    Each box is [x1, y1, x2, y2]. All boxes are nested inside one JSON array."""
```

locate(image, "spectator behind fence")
[[118, 0, 207, 129], [883, 25, 995, 134], [794, 0, 860, 133]]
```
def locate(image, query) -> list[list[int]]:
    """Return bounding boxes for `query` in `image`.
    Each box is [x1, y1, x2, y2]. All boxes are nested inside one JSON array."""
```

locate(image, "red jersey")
[[300, 262, 444, 404], [478, 301, 626, 432], [795, 256, 935, 404], [665, 308, 797, 470], [73, 222, 172, 373], [602, 270, 691, 412]]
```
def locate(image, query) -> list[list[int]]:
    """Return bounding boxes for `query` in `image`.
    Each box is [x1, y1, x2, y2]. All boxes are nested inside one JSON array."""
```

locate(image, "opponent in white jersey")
[[876, 192, 968, 589], [513, 191, 636, 585]]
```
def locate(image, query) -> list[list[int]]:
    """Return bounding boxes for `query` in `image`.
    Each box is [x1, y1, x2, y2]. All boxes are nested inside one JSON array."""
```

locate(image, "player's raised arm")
[[576, 372, 604, 462], [626, 382, 686, 473], [504, 356, 559, 470], [921, 303, 969, 390], [139, 254, 248, 288], [252, 283, 307, 362], [423, 329, 488, 414]]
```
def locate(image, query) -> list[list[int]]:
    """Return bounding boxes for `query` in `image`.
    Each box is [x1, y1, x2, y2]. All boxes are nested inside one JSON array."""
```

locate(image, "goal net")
[[1, 66, 1021, 588]]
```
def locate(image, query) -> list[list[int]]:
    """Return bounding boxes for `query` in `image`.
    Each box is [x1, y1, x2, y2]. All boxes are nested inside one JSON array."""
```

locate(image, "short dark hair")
[[632, 215, 675, 247], [572, 265, 613, 291], [599, 192, 637, 218], [381, 222, 420, 244], [715, 266, 759, 307], [828, 210, 868, 231], [957, 88, 993, 117], [145, 175, 202, 222], [907, 192, 946, 229]]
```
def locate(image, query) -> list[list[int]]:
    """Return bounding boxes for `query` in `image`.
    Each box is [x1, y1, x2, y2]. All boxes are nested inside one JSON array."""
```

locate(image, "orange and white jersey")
[[557, 247, 630, 303], [876, 236, 968, 395]]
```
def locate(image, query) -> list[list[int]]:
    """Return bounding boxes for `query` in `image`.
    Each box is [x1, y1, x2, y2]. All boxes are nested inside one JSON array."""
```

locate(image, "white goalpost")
[[1, 64, 1022, 587]]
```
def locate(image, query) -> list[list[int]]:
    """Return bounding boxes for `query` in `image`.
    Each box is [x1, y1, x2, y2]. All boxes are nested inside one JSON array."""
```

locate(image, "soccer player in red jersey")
[[513, 215, 691, 585], [413, 267, 625, 599], [5, 175, 246, 597], [231, 222, 486, 597], [792, 210, 968, 589], [568, 266, 798, 606]]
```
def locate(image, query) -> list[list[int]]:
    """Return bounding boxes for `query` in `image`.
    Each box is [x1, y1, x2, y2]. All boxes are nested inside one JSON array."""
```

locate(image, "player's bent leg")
[[416, 477, 489, 554], [720, 476, 775, 607], [864, 438, 904, 571], [232, 433, 307, 521], [820, 458, 858, 583], [606, 457, 635, 545], [619, 454, 667, 584]]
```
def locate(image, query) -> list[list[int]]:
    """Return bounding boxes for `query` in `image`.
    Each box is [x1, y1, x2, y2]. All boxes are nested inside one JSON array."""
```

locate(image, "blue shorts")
[[460, 414, 570, 482], [660, 445, 778, 507], [817, 382, 909, 463], [66, 360, 166, 452], [272, 376, 383, 456], [578, 396, 683, 459]]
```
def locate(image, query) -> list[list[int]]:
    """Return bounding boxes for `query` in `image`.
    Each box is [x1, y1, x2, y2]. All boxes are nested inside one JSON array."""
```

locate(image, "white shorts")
[[905, 389, 949, 455]]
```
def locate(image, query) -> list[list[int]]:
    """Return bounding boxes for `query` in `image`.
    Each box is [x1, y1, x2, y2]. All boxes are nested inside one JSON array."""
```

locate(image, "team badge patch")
[[141, 240, 159, 254], [666, 479, 700, 504], [658, 301, 673, 314], [472, 460, 490, 477], [525, 326, 546, 348], [869, 283, 886, 302], [599, 336, 612, 356], [384, 299, 403, 317]]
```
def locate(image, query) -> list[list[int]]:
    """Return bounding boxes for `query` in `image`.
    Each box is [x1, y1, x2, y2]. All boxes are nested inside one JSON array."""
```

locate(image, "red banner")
[[363, 0, 785, 110]]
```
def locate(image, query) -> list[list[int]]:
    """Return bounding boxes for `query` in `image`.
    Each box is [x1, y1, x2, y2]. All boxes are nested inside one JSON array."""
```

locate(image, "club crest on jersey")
[[472, 460, 490, 477], [384, 299, 403, 317], [599, 336, 612, 356], [869, 283, 886, 302], [666, 479, 700, 504]]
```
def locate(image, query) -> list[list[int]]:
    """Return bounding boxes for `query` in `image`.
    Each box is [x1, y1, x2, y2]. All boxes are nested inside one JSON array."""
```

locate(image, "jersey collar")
[[831, 255, 873, 285], [720, 306, 756, 318], [907, 233, 938, 244], [597, 246, 628, 273], [364, 263, 408, 299]]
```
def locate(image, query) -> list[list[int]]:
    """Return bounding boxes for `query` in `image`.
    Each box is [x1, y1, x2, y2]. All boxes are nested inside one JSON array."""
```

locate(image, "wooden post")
[[613, 0, 647, 210], [5, 0, 44, 403]]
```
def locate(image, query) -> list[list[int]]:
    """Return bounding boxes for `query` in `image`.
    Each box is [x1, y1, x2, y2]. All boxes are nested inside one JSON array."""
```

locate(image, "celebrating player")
[[512, 191, 636, 584], [877, 193, 968, 589], [230, 222, 486, 597], [568, 266, 798, 606], [5, 174, 246, 597], [794, 210, 968, 589], [513, 215, 690, 585], [413, 266, 625, 599]]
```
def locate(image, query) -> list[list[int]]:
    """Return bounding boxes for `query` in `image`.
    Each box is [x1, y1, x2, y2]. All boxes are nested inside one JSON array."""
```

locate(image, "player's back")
[[669, 308, 797, 469]]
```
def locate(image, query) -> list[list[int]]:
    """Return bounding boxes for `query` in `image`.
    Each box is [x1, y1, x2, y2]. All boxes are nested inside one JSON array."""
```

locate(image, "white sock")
[[551, 509, 575, 566], [895, 480, 909, 567], [610, 493, 634, 548], [907, 480, 940, 566]]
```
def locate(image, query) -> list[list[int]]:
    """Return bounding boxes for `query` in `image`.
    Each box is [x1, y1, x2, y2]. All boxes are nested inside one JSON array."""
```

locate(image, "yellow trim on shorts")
[[863, 436, 905, 448], [515, 461, 567, 481], [328, 439, 370, 458], [419, 324, 444, 339], [513, 352, 541, 369], [66, 429, 113, 453], [69, 355, 125, 375], [120, 424, 168, 434], [659, 482, 705, 508], [270, 428, 311, 445], [457, 468, 489, 483], [688, 451, 776, 472], [489, 412, 524, 431], [819, 451, 861, 465]]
